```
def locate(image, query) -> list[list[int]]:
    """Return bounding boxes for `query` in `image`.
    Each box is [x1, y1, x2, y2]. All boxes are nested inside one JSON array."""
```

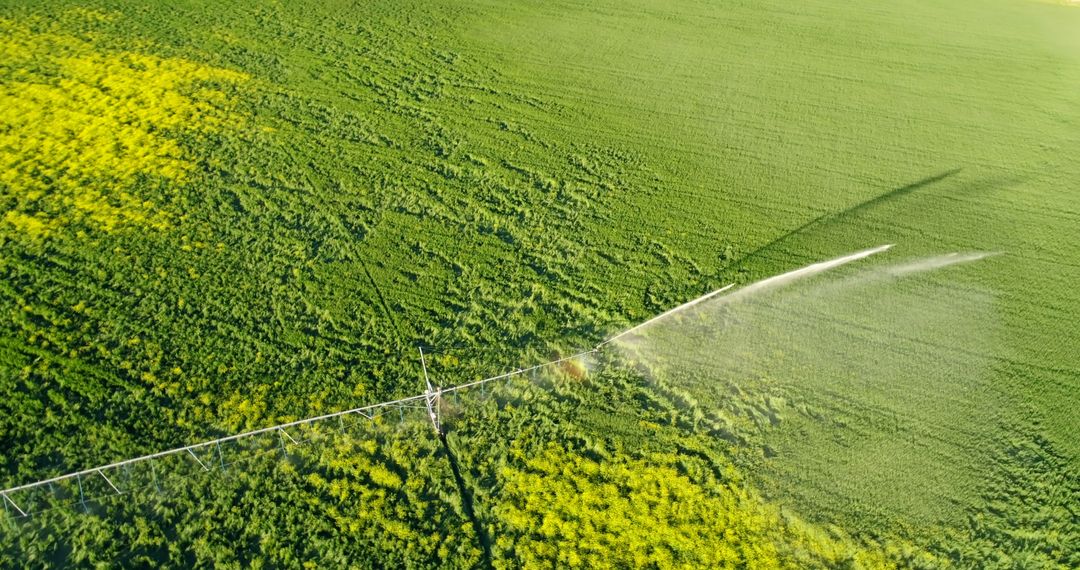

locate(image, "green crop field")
[[1, 0, 1077, 567]]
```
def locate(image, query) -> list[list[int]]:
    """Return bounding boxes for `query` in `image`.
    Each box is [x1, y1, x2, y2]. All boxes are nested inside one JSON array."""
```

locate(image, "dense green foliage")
[[4, 416, 482, 567], [1, 0, 1077, 567]]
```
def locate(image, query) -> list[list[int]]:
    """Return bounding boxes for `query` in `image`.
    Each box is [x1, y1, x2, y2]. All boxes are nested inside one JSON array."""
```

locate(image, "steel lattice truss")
[[1, 281, 737, 520], [0, 347, 599, 519]]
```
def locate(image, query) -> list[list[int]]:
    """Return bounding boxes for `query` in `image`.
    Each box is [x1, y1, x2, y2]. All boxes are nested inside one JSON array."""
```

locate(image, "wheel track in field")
[[439, 433, 495, 569], [359, 257, 404, 346]]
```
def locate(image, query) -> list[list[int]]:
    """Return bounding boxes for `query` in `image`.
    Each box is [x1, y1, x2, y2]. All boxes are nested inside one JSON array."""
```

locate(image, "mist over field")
[[618, 250, 1003, 526]]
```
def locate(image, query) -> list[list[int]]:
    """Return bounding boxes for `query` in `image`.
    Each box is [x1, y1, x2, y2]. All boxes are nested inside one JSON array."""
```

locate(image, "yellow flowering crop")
[[0, 14, 248, 237]]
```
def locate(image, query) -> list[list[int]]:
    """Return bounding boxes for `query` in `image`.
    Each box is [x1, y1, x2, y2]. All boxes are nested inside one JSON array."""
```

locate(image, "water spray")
[[595, 244, 895, 349], [883, 251, 997, 277], [722, 244, 893, 302], [595, 284, 735, 350]]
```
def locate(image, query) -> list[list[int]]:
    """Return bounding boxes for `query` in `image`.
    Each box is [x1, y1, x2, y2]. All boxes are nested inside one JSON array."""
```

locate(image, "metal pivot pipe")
[[420, 347, 441, 435], [2, 493, 26, 518], [98, 470, 121, 495], [1, 281, 746, 501], [77, 474, 87, 513], [150, 460, 160, 494]]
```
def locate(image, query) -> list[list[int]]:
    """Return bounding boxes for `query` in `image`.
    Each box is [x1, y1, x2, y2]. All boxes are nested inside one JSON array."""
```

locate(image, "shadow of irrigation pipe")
[[439, 432, 494, 569], [729, 169, 963, 269]]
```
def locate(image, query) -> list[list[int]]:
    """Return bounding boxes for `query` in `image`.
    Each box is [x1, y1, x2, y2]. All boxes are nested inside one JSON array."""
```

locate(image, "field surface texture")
[[0, 0, 1078, 568]]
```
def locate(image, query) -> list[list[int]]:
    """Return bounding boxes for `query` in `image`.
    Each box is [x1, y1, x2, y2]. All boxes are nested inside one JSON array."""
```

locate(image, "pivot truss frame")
[[0, 347, 598, 519], [1, 279, 734, 519]]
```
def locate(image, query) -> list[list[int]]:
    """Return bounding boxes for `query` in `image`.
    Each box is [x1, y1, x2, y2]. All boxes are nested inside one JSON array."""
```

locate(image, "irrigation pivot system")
[[0, 243, 898, 521], [0, 295, 709, 520], [0, 348, 603, 521]]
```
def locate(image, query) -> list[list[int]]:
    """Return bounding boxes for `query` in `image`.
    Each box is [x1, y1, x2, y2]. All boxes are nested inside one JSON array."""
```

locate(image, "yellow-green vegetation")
[[437, 364, 947, 569], [305, 428, 482, 566], [1, 0, 1078, 567], [0, 12, 246, 236], [493, 443, 900, 569]]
